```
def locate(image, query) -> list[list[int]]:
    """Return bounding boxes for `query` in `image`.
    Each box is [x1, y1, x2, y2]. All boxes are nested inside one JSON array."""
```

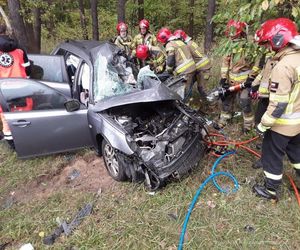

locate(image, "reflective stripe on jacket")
[[114, 35, 132, 55], [186, 40, 210, 71], [146, 45, 166, 73], [165, 39, 196, 75], [0, 49, 28, 78]]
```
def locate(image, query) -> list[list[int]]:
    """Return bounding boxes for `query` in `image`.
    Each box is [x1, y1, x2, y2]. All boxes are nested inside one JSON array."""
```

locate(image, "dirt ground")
[[13, 153, 115, 204]]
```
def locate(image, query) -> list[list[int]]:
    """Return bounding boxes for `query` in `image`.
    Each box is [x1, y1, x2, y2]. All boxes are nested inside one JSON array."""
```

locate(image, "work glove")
[[219, 78, 229, 89], [250, 85, 259, 100], [244, 77, 255, 88], [255, 123, 270, 138]]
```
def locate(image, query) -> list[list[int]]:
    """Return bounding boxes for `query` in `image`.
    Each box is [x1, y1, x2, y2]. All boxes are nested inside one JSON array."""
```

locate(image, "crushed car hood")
[[91, 82, 180, 112]]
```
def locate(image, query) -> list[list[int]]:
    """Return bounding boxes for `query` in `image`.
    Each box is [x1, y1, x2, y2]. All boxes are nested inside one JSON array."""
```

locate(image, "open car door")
[[0, 78, 93, 158]]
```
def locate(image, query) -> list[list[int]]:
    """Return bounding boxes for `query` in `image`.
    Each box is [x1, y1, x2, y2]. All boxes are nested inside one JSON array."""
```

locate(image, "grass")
[[1, 126, 300, 250]]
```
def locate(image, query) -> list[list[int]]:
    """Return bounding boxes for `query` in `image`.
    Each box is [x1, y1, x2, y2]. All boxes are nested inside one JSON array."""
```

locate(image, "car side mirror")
[[64, 99, 81, 112]]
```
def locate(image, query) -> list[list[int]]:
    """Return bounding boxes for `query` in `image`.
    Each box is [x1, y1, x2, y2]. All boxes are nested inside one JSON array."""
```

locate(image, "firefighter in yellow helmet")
[[173, 29, 211, 101], [156, 27, 196, 101], [217, 20, 259, 133], [130, 19, 157, 57], [252, 18, 300, 201]]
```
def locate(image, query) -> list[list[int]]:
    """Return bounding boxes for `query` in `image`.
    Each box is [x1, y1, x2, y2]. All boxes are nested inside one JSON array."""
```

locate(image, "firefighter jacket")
[[146, 45, 166, 74], [251, 52, 276, 98], [261, 45, 300, 136], [186, 38, 210, 72], [0, 35, 30, 77], [114, 35, 132, 55], [221, 43, 259, 85], [130, 32, 157, 56], [165, 38, 196, 76]]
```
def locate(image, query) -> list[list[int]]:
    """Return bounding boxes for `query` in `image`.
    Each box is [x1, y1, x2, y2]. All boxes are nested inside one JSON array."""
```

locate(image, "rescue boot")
[[252, 178, 279, 201], [252, 184, 278, 201], [252, 158, 263, 169]]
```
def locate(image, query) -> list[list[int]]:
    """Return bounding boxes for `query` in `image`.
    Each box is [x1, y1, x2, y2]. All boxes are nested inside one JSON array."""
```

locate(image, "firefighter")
[[130, 19, 157, 57], [217, 20, 258, 132], [173, 29, 211, 100], [135, 44, 166, 74], [0, 24, 31, 143], [156, 27, 196, 100], [114, 22, 132, 56], [252, 18, 300, 201]]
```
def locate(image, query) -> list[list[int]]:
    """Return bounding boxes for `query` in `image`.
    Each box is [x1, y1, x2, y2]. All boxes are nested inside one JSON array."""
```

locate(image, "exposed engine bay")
[[107, 101, 208, 190]]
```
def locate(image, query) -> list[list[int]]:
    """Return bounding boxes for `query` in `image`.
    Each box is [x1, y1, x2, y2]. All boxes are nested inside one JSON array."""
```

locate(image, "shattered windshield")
[[93, 51, 139, 102]]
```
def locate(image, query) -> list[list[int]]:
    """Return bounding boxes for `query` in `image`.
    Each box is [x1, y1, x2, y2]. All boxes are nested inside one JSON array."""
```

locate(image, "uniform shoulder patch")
[[270, 81, 279, 93], [0, 52, 14, 67]]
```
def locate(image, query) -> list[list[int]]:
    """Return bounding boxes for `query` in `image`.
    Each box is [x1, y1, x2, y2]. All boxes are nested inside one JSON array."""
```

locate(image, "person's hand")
[[244, 77, 254, 88], [256, 123, 270, 138], [250, 85, 259, 100], [219, 78, 229, 89]]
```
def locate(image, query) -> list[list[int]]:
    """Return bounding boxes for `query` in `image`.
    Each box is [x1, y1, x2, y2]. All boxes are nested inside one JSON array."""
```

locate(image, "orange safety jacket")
[[0, 49, 29, 78]]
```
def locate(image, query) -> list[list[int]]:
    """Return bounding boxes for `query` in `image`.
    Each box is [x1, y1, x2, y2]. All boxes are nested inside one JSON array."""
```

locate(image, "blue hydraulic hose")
[[178, 151, 239, 250]]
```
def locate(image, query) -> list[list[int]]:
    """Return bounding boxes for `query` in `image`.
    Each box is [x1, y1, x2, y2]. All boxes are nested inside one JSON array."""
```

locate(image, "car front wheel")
[[102, 139, 127, 182]]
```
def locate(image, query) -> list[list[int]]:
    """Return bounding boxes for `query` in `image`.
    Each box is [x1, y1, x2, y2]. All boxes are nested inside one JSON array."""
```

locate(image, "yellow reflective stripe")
[[175, 59, 195, 74], [262, 113, 276, 125], [156, 54, 164, 64], [269, 93, 290, 103], [221, 67, 228, 73], [275, 117, 300, 125], [259, 86, 269, 94], [292, 163, 300, 169], [220, 112, 232, 119], [252, 66, 260, 72], [286, 81, 300, 114], [264, 171, 282, 180], [196, 57, 209, 69], [166, 47, 175, 52], [229, 73, 249, 82], [178, 47, 187, 60], [243, 115, 254, 121], [190, 41, 198, 49]]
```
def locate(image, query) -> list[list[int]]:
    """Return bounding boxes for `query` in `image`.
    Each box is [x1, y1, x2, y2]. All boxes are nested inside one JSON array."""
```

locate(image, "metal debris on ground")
[[244, 225, 255, 233], [43, 203, 93, 245], [67, 169, 80, 181]]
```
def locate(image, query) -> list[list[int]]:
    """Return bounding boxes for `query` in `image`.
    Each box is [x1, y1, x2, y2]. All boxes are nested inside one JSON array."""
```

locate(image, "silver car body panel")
[[4, 109, 93, 158]]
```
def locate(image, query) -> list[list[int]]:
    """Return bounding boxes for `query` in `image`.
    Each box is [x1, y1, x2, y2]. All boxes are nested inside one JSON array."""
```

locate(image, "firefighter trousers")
[[220, 88, 254, 129], [261, 130, 300, 191], [254, 97, 269, 125]]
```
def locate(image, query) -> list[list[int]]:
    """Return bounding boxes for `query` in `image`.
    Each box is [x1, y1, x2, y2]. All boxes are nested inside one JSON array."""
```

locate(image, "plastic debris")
[[19, 243, 34, 250], [67, 169, 80, 181], [43, 203, 93, 245]]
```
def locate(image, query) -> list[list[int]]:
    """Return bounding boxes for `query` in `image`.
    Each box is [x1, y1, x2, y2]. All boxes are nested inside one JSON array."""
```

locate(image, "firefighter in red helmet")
[[157, 27, 196, 100], [136, 44, 166, 74], [174, 29, 211, 101], [130, 19, 157, 57], [217, 19, 260, 132], [114, 22, 132, 56], [252, 18, 300, 201]]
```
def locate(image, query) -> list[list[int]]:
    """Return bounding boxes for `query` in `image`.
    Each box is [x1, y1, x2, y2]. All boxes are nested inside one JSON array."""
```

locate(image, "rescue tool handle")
[[12, 120, 31, 127]]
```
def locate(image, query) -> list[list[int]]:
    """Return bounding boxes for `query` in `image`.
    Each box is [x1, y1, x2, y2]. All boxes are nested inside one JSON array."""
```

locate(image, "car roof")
[[52, 40, 119, 63]]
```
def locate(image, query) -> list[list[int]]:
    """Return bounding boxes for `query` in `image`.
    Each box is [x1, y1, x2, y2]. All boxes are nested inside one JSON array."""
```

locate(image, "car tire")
[[102, 139, 127, 182]]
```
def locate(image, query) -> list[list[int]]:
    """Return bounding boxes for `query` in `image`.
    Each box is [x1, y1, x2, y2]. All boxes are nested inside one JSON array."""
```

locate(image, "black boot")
[[252, 184, 278, 201], [252, 159, 263, 169]]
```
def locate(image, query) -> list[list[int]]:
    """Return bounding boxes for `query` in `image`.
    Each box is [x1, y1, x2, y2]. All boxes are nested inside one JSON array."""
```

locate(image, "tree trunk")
[[204, 0, 216, 53], [0, 6, 13, 35], [188, 0, 194, 38], [138, 0, 144, 21], [78, 0, 88, 40], [7, 0, 29, 50], [90, 0, 99, 40], [117, 0, 126, 23], [33, 7, 41, 52]]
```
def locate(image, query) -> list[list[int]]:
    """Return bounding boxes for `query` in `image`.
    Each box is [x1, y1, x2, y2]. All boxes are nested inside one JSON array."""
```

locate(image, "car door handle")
[[12, 120, 31, 127]]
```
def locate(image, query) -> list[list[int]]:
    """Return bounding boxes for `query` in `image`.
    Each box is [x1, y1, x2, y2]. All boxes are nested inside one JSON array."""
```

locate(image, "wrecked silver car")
[[0, 41, 207, 190]]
